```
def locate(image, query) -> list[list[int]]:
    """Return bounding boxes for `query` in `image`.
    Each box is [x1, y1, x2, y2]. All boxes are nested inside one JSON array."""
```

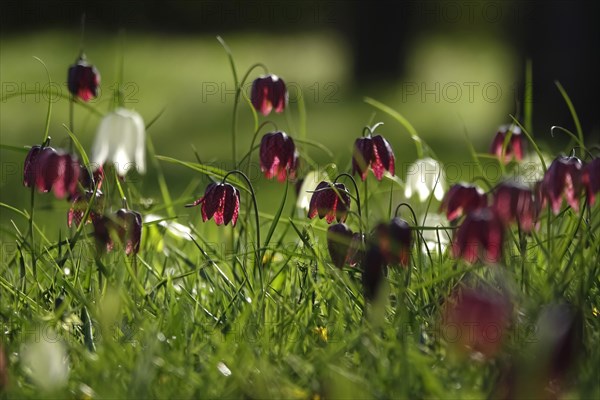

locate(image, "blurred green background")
[[1, 1, 598, 243]]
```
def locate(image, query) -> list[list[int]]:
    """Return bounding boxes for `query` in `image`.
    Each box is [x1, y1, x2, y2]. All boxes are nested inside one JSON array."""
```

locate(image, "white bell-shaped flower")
[[91, 107, 146, 177], [404, 157, 446, 202]]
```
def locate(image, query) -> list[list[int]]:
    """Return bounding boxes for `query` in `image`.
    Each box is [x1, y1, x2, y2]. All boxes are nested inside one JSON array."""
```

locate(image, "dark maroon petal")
[[327, 223, 354, 268], [259, 133, 277, 178], [34, 148, 60, 194], [583, 159, 600, 205], [371, 135, 395, 180], [346, 233, 365, 267], [68, 59, 100, 102], [231, 187, 240, 226], [352, 137, 373, 181], [541, 156, 583, 214], [196, 183, 218, 222], [490, 129, 507, 160], [441, 183, 487, 221], [79, 164, 104, 191], [270, 75, 288, 113], [251, 76, 271, 116], [210, 184, 227, 225], [332, 183, 350, 223], [492, 182, 536, 232], [23, 145, 42, 187], [452, 208, 504, 264], [222, 184, 239, 226], [67, 190, 104, 228], [308, 181, 329, 219], [388, 217, 412, 267], [93, 216, 115, 253]]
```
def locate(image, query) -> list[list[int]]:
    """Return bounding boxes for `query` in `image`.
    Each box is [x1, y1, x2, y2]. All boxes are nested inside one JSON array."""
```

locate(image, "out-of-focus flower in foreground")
[[23, 144, 80, 199], [440, 183, 487, 222], [250, 74, 288, 116], [91, 107, 146, 177], [93, 208, 143, 255], [327, 223, 354, 268], [538, 156, 583, 214], [442, 286, 511, 359], [186, 182, 240, 226], [67, 55, 100, 102], [308, 181, 351, 224], [404, 157, 445, 202], [452, 207, 505, 264], [490, 124, 525, 163], [352, 135, 395, 181], [374, 217, 412, 267], [259, 131, 298, 182], [21, 332, 69, 391]]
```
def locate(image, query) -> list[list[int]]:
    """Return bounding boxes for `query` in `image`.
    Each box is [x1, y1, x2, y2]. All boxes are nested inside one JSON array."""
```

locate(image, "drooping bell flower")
[[362, 244, 386, 301], [492, 181, 537, 232], [67, 55, 100, 102], [538, 156, 583, 214], [582, 158, 600, 206], [23, 144, 80, 199], [91, 108, 146, 177], [352, 135, 395, 181], [490, 125, 525, 163], [452, 207, 505, 264], [404, 157, 446, 202], [250, 74, 288, 116], [259, 131, 298, 182], [308, 181, 351, 223], [327, 223, 354, 268], [442, 286, 511, 359], [67, 190, 104, 228], [374, 217, 412, 267], [186, 182, 240, 226], [440, 183, 487, 221], [93, 208, 142, 255]]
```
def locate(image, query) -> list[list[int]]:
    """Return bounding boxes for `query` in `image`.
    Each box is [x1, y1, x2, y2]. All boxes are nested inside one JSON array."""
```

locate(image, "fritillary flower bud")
[[492, 181, 537, 232], [352, 135, 395, 181], [440, 183, 487, 221], [452, 207, 505, 264], [67, 55, 100, 102], [186, 182, 240, 226], [259, 131, 298, 182], [308, 181, 351, 223], [490, 125, 525, 163], [539, 156, 583, 214], [250, 74, 288, 116]]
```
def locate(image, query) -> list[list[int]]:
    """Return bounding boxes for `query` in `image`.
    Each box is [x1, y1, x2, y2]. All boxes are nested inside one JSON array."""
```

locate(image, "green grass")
[[1, 30, 599, 399]]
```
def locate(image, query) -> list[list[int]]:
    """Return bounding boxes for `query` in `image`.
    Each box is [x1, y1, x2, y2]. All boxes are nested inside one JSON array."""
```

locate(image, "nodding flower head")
[[539, 156, 583, 214], [259, 131, 298, 182], [582, 158, 600, 206], [186, 182, 240, 226], [308, 181, 351, 224], [250, 74, 288, 116], [440, 183, 488, 222], [452, 207, 505, 264], [490, 125, 525, 163], [374, 217, 412, 267], [91, 107, 146, 177], [67, 55, 100, 102], [23, 144, 80, 199], [68, 190, 104, 228], [492, 181, 537, 232], [352, 135, 395, 181], [442, 286, 511, 359], [78, 164, 105, 192], [327, 224, 364, 268], [93, 208, 142, 255]]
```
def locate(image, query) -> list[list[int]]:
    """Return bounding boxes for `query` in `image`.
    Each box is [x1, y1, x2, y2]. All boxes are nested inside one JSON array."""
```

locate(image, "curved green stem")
[[334, 173, 362, 230], [222, 170, 263, 286]]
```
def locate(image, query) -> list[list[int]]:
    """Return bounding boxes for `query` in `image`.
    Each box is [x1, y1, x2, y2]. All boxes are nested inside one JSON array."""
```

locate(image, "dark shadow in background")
[[1, 0, 598, 139]]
